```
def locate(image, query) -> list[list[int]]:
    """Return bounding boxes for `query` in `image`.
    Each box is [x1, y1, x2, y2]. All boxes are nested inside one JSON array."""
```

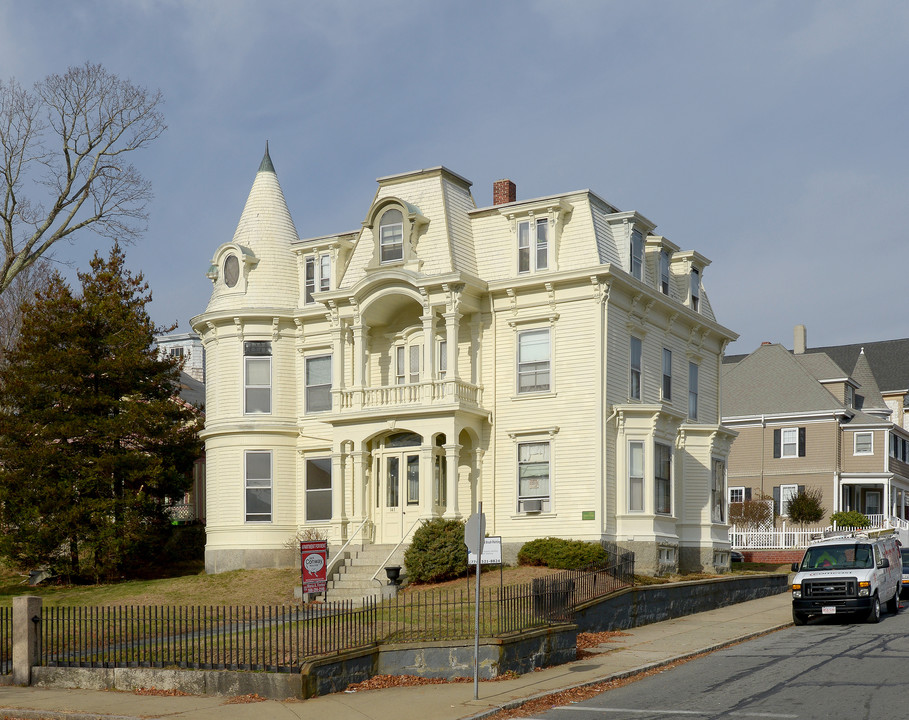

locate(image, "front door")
[[376, 432, 422, 544]]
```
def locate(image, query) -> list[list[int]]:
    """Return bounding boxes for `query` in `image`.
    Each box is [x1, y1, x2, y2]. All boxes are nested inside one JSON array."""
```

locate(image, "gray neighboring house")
[[722, 325, 909, 525]]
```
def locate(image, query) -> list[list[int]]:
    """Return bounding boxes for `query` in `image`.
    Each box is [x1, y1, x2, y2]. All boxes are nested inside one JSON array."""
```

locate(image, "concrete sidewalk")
[[0, 591, 792, 720]]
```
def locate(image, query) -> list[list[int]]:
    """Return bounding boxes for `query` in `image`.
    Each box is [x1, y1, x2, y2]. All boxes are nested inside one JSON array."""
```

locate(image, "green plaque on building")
[[581, 511, 595, 520]]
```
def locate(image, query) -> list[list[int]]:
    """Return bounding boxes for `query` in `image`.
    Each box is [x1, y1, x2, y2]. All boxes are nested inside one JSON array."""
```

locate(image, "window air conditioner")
[[523, 499, 543, 513]]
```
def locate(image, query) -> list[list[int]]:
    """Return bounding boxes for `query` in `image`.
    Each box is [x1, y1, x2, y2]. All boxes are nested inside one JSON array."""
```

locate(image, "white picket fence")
[[730, 516, 909, 550]]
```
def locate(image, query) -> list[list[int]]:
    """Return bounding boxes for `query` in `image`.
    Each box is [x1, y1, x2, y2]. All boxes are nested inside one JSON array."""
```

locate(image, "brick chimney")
[[493, 179, 516, 205]]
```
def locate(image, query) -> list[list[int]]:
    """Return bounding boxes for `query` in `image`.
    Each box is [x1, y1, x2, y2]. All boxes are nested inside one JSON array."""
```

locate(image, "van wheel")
[[792, 610, 807, 626], [867, 594, 881, 624], [887, 590, 899, 615]]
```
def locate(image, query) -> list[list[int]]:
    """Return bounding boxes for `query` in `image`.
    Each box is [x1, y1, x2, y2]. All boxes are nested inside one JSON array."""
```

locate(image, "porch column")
[[351, 324, 368, 410], [419, 443, 434, 520], [331, 448, 347, 530], [443, 310, 461, 388], [329, 324, 345, 412], [421, 310, 436, 401], [444, 443, 461, 519], [350, 449, 369, 530]]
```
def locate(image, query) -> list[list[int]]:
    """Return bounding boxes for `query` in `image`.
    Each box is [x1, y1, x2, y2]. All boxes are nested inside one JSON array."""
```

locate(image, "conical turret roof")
[[205, 146, 299, 312]]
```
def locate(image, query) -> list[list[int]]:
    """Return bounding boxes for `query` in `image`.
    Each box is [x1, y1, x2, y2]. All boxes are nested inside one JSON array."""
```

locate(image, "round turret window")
[[223, 254, 239, 288]]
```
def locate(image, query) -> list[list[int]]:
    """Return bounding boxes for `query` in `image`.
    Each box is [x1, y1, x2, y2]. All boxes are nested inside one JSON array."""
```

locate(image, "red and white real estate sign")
[[300, 540, 328, 594]]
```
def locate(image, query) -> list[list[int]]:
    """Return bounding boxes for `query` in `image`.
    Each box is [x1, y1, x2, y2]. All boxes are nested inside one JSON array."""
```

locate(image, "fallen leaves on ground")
[[224, 694, 268, 704], [576, 630, 630, 651], [133, 687, 192, 696], [345, 670, 522, 692]]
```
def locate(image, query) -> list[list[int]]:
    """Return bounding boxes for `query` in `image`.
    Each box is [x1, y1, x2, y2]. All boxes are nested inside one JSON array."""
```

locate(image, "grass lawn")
[[0, 561, 790, 608]]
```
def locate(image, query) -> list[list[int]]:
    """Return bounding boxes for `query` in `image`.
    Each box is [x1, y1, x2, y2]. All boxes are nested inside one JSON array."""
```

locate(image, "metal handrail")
[[371, 517, 423, 587], [326, 518, 370, 579]]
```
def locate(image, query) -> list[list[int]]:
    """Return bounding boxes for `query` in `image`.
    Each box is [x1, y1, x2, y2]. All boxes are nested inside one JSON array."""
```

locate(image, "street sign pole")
[[465, 503, 485, 699]]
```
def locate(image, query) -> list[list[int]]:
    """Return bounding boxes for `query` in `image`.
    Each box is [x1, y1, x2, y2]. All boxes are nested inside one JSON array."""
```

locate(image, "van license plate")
[[822, 606, 836, 615]]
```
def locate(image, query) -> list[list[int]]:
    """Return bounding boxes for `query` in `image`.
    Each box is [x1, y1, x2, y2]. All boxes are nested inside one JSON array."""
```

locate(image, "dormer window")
[[379, 209, 404, 263], [518, 218, 549, 273], [690, 267, 700, 312], [630, 230, 643, 281], [304, 253, 331, 304], [659, 249, 670, 295]]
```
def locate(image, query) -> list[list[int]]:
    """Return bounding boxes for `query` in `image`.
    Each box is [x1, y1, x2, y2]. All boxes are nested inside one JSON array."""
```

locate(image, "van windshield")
[[801, 543, 873, 570]]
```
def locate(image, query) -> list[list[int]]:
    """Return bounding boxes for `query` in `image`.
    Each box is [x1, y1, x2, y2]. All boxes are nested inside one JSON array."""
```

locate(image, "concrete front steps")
[[323, 544, 407, 604]]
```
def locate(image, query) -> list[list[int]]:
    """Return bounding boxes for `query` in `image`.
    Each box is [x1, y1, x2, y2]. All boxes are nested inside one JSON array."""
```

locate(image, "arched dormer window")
[[380, 209, 404, 263], [363, 198, 428, 272]]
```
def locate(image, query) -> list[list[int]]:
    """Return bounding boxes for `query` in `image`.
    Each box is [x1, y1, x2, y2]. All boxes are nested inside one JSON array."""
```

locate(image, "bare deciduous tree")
[[0, 257, 52, 359], [0, 63, 165, 294]]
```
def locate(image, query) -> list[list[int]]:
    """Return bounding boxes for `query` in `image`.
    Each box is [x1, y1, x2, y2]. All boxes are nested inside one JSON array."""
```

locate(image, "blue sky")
[[1, 1, 907, 355]]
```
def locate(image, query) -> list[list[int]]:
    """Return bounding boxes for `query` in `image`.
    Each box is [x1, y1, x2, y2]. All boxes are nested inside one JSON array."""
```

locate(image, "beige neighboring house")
[[190, 148, 738, 575], [722, 326, 909, 525]]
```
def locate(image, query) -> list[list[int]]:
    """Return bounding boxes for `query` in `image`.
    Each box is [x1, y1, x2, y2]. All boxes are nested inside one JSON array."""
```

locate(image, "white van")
[[791, 530, 902, 625]]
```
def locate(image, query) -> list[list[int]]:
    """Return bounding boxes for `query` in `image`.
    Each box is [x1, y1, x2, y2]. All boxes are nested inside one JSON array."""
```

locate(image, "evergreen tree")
[[0, 244, 202, 581]]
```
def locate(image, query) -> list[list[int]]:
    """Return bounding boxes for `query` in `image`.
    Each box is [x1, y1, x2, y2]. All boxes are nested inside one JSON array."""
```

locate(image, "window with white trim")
[[518, 441, 550, 512], [517, 328, 550, 393], [661, 348, 672, 400], [780, 483, 798, 516], [305, 458, 332, 521], [438, 340, 447, 379], [379, 208, 404, 263], [409, 345, 420, 384], [630, 230, 643, 281], [773, 427, 805, 458], [628, 441, 644, 512], [688, 362, 698, 419], [518, 217, 549, 273], [854, 431, 873, 455], [304, 254, 331, 303], [305, 354, 332, 413], [244, 341, 271, 414], [728, 486, 745, 504], [630, 336, 642, 400], [245, 450, 272, 523], [654, 442, 672, 515]]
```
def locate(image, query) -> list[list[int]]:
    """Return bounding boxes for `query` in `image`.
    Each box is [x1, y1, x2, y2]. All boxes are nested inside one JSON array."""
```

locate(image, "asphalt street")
[[525, 605, 908, 720]]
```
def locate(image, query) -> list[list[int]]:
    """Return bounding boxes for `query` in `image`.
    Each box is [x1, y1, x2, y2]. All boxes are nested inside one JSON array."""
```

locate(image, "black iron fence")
[[36, 551, 634, 672], [0, 606, 10, 675]]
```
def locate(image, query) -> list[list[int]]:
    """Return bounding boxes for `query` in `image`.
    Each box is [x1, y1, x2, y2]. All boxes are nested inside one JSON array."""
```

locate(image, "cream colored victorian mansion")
[[191, 149, 738, 575]]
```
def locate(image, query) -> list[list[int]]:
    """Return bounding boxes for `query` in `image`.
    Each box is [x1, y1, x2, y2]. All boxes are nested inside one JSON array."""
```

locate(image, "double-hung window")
[[774, 427, 805, 458], [518, 218, 549, 273], [854, 432, 873, 455], [628, 441, 644, 512], [245, 450, 272, 522], [690, 268, 700, 312], [654, 443, 672, 515], [688, 362, 698, 420], [305, 355, 332, 413], [518, 441, 550, 512], [630, 230, 643, 281], [728, 487, 746, 504], [409, 345, 420, 384], [305, 458, 332, 521], [659, 249, 670, 294], [661, 348, 672, 400], [304, 254, 331, 304], [630, 337, 642, 400], [244, 341, 271, 414], [438, 340, 447, 379], [517, 328, 550, 393], [379, 209, 404, 263]]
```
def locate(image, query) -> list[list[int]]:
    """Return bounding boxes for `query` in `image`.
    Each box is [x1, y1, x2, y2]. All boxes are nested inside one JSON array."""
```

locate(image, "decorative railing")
[[337, 379, 482, 411]]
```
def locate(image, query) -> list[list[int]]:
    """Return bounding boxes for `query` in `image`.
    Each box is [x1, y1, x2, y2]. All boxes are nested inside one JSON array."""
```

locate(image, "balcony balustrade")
[[337, 378, 482, 411]]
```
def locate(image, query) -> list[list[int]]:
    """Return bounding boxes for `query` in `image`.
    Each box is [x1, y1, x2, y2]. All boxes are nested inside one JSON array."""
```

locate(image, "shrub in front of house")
[[404, 518, 468, 583], [517, 537, 608, 569], [829, 511, 871, 528]]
